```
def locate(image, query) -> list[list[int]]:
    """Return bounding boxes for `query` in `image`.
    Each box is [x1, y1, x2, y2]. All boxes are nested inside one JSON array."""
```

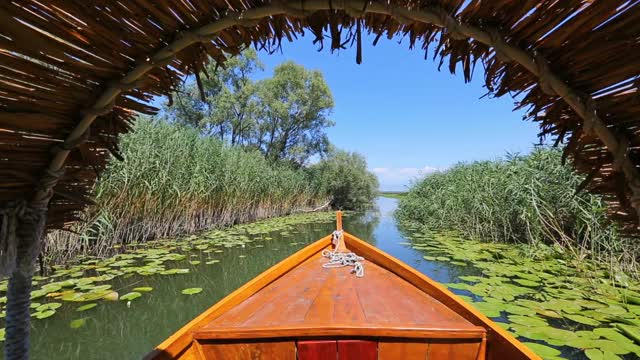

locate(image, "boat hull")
[[145, 232, 539, 360]]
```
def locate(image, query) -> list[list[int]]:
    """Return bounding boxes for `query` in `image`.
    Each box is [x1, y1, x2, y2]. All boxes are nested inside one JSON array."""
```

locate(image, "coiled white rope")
[[322, 230, 365, 278]]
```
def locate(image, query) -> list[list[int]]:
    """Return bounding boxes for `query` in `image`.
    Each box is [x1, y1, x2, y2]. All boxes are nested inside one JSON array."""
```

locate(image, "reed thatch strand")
[[28, 0, 640, 227], [0, 0, 638, 234]]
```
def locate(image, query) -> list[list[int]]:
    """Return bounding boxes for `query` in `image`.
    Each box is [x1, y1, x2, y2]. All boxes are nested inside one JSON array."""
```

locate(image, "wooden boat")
[[146, 212, 540, 360]]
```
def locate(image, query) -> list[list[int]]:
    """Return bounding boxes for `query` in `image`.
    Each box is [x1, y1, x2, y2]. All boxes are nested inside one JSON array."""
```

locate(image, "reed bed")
[[397, 148, 639, 273], [46, 118, 326, 263]]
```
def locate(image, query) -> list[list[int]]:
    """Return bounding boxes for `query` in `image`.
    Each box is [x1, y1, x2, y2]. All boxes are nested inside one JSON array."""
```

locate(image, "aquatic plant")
[[400, 225, 640, 359], [397, 148, 638, 273], [46, 118, 329, 263]]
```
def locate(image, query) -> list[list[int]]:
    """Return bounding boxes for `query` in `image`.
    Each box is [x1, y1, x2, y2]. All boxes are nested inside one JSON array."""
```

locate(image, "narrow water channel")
[[9, 197, 639, 359]]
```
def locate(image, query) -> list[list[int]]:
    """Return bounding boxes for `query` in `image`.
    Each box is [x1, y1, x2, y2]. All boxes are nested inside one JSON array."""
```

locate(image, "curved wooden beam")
[[33, 0, 640, 222]]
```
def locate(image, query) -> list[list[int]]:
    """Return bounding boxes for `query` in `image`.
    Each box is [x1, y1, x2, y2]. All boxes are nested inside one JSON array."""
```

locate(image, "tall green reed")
[[46, 118, 325, 263], [397, 148, 638, 273]]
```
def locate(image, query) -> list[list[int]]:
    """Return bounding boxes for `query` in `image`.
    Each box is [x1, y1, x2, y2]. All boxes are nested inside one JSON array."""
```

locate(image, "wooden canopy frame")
[[0, 1, 639, 358]]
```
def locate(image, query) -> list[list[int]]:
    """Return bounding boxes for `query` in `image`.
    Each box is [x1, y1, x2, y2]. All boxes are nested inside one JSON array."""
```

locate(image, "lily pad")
[[523, 342, 561, 357], [565, 314, 601, 326], [120, 292, 142, 301], [181, 288, 203, 295], [507, 315, 548, 327], [513, 279, 540, 287], [471, 302, 502, 318], [34, 309, 56, 319], [70, 318, 88, 329], [133, 287, 153, 292], [35, 303, 62, 312], [595, 305, 627, 315], [504, 305, 536, 316]]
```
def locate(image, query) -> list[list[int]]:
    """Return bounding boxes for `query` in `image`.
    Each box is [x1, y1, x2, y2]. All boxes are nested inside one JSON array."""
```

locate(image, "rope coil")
[[321, 249, 365, 277]]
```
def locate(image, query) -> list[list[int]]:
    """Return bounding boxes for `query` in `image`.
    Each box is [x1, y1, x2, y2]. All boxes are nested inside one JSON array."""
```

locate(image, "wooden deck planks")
[[200, 249, 479, 334]]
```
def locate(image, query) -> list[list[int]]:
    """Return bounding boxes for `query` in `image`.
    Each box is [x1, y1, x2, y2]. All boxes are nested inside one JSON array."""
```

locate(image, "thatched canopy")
[[0, 0, 639, 233]]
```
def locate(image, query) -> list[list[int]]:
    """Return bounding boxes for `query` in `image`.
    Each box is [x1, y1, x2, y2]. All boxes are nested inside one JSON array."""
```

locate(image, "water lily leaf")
[[591, 339, 630, 354], [76, 303, 97, 312], [160, 268, 190, 275], [565, 336, 598, 350], [507, 315, 548, 327], [41, 284, 62, 293], [120, 292, 142, 301], [132, 287, 153, 292], [446, 282, 472, 291], [523, 342, 560, 357], [542, 299, 582, 314], [537, 309, 562, 319], [188, 261, 201, 265], [181, 288, 203, 295], [585, 349, 605, 360], [34, 309, 56, 319], [36, 303, 62, 312], [70, 318, 88, 329], [205, 260, 220, 265], [30, 289, 47, 300], [513, 279, 540, 287], [595, 305, 627, 315], [471, 302, 502, 318], [510, 326, 550, 342], [593, 327, 634, 345], [0, 328, 4, 342], [565, 314, 601, 326], [504, 305, 536, 316]]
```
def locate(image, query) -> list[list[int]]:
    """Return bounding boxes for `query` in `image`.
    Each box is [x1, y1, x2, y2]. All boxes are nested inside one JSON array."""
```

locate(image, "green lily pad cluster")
[[0, 211, 337, 337], [401, 225, 640, 360]]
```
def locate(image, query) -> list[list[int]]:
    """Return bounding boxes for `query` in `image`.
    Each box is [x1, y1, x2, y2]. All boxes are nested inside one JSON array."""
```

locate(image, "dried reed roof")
[[0, 0, 639, 234]]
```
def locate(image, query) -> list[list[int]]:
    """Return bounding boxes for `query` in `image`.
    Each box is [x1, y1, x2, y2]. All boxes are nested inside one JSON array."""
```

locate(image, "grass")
[[396, 148, 639, 274], [46, 118, 327, 263]]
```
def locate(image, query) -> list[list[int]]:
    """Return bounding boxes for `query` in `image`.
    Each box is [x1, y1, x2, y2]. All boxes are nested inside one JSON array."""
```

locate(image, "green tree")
[[165, 49, 263, 143], [309, 149, 379, 210], [254, 61, 335, 165], [164, 52, 335, 166]]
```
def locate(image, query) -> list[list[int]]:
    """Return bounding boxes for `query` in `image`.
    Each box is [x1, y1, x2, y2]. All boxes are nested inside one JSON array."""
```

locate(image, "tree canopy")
[[164, 49, 334, 166]]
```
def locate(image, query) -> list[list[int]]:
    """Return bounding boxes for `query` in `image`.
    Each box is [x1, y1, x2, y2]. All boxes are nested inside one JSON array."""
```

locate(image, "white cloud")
[[372, 166, 441, 190]]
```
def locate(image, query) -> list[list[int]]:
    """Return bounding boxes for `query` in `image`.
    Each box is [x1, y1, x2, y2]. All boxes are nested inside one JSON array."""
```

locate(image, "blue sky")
[[249, 33, 542, 191]]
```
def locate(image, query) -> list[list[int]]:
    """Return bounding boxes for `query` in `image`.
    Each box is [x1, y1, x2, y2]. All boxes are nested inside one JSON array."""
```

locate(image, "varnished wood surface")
[[338, 340, 377, 360], [196, 252, 482, 337], [198, 340, 295, 360], [297, 340, 337, 360], [193, 326, 485, 340]]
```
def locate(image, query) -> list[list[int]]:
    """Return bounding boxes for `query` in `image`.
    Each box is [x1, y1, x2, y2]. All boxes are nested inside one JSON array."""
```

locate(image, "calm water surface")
[[12, 197, 605, 359]]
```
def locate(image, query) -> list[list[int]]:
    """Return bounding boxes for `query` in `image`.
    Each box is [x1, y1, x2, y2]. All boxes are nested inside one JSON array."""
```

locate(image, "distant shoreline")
[[378, 191, 408, 199]]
